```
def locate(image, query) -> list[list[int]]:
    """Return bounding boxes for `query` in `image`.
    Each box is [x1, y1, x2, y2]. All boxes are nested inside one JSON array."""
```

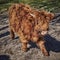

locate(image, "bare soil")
[[0, 12, 60, 60]]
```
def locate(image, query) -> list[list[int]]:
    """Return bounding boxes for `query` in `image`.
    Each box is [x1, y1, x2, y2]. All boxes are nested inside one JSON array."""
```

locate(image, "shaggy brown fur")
[[9, 3, 54, 56]]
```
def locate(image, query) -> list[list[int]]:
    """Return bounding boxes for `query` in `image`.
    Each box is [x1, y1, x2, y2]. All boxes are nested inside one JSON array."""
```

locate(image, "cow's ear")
[[46, 13, 54, 22], [46, 13, 55, 22], [47, 13, 55, 20]]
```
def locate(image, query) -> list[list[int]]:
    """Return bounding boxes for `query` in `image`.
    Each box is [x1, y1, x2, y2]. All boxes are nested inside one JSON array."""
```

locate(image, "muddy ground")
[[0, 12, 60, 60]]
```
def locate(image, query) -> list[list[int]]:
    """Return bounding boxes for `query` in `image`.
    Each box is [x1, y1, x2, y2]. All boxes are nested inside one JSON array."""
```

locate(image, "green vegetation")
[[0, 0, 60, 13]]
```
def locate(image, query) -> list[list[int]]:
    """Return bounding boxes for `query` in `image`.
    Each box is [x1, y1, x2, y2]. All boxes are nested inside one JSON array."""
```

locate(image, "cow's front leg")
[[18, 30, 28, 52], [21, 42, 27, 52], [36, 39, 49, 56]]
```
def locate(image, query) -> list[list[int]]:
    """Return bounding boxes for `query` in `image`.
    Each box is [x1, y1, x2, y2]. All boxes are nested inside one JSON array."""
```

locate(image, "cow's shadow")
[[28, 34, 60, 54], [44, 34, 60, 53], [0, 55, 10, 60]]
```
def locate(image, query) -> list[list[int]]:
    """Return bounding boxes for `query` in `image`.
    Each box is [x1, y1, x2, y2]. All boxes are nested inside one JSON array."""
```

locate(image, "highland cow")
[[9, 3, 54, 56]]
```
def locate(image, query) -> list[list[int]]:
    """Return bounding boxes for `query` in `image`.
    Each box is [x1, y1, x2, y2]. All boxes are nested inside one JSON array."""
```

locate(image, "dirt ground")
[[0, 11, 60, 60]]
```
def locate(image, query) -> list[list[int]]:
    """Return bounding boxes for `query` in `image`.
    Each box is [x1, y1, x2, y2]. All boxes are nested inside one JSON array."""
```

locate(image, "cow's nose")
[[41, 31, 48, 35]]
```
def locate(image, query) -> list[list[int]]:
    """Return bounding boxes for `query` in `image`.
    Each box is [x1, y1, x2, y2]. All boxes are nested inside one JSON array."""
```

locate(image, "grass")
[[0, 0, 60, 13], [0, 3, 12, 12]]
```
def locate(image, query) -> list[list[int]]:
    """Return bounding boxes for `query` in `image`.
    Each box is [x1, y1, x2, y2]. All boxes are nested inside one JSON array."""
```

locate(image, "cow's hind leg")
[[10, 28, 15, 39]]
